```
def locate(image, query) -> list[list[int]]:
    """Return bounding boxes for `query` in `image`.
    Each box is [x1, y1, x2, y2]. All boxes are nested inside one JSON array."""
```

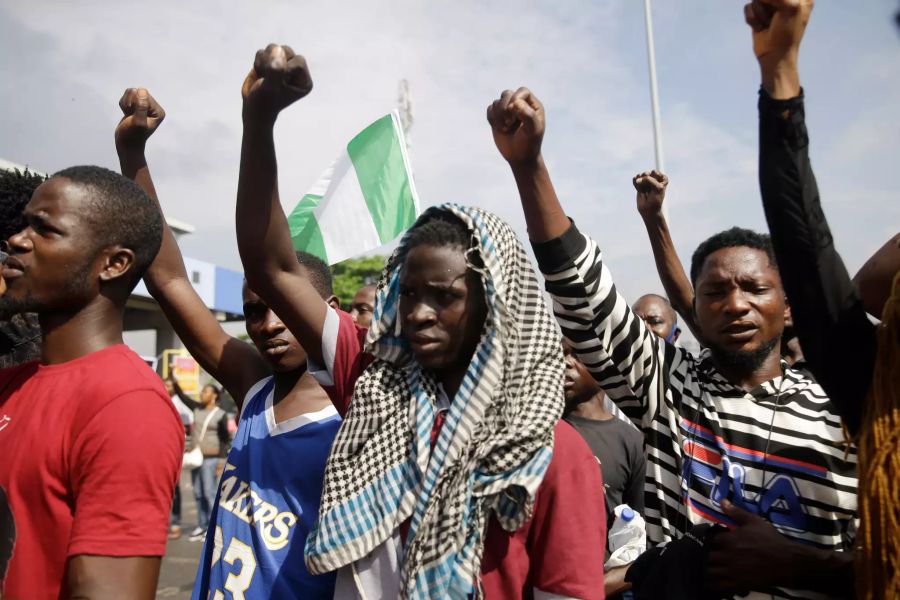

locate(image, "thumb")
[[721, 499, 758, 526]]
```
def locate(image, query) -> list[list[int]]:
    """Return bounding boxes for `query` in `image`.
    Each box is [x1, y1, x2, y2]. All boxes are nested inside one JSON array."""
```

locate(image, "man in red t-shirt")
[[234, 44, 606, 598], [0, 165, 184, 599]]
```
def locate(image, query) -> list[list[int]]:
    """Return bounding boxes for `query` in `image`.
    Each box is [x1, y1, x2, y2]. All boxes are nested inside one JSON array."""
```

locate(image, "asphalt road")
[[157, 471, 204, 599]]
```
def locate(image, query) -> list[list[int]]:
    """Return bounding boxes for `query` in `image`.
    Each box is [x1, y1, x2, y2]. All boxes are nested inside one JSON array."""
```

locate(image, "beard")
[[0, 259, 93, 320], [709, 333, 781, 374]]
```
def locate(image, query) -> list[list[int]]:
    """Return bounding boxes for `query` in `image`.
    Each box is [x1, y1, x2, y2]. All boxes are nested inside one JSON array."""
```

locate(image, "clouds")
[[1, 0, 896, 305]]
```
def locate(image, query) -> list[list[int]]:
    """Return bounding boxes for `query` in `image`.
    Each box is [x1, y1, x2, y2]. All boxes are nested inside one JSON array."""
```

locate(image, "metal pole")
[[643, 0, 665, 174]]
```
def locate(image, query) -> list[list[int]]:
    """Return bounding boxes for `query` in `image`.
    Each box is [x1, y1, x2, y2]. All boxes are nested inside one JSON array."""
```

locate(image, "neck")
[[568, 391, 613, 421], [712, 347, 783, 390], [38, 298, 124, 364], [272, 365, 312, 403]]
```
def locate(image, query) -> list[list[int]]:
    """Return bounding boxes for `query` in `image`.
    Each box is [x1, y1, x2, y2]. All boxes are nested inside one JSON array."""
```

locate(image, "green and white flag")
[[287, 110, 420, 264]]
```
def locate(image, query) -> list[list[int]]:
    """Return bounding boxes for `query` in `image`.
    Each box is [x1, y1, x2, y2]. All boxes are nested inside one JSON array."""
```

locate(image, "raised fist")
[[242, 44, 312, 123], [744, 0, 813, 65], [115, 88, 165, 150], [633, 170, 669, 218], [486, 87, 545, 166]]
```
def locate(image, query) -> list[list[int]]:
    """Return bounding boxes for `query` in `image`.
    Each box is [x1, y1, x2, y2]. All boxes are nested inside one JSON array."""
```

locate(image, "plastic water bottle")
[[605, 504, 646, 569]]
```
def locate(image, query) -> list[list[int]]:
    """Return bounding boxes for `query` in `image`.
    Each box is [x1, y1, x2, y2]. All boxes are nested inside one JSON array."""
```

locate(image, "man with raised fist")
[[0, 161, 183, 596], [492, 81, 856, 599], [114, 86, 343, 600], [236, 44, 606, 599]]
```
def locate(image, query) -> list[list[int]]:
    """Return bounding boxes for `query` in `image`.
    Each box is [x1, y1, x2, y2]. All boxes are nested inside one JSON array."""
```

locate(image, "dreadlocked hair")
[[1, 168, 46, 241], [857, 270, 900, 600]]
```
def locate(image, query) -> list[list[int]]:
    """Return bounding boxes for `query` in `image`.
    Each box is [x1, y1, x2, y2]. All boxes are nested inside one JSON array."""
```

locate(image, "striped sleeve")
[[531, 221, 686, 427]]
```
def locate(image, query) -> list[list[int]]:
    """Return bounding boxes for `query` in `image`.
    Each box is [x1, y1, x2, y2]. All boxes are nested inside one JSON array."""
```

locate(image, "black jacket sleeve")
[[758, 89, 877, 434]]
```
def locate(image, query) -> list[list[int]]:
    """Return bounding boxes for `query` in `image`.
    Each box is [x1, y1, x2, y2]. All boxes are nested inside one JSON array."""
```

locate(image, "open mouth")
[[721, 322, 758, 341]]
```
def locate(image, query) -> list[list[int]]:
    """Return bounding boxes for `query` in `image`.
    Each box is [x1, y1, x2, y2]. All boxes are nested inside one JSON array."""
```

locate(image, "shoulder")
[[0, 359, 38, 387], [546, 420, 600, 477], [239, 376, 274, 418]]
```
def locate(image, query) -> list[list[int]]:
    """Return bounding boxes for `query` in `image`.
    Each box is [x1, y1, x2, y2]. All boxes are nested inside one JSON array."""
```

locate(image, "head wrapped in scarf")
[[305, 204, 564, 598]]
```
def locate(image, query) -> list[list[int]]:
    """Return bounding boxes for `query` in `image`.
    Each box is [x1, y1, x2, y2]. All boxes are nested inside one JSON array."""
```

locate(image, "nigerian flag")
[[287, 110, 420, 264]]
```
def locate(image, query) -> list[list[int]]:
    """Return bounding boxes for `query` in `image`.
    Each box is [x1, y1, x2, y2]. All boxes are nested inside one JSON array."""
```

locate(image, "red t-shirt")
[[0, 344, 184, 600], [313, 308, 607, 599]]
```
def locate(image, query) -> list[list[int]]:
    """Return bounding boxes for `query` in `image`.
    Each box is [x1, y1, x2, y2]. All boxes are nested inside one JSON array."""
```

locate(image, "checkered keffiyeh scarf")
[[304, 204, 564, 598]]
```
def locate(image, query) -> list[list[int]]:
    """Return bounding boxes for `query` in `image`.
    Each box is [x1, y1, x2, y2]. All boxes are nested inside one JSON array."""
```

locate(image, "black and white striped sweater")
[[532, 222, 857, 600]]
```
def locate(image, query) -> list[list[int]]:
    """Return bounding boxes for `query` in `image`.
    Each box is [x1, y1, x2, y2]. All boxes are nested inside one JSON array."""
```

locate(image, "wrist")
[[759, 54, 801, 100], [508, 154, 546, 178], [242, 106, 278, 130], [115, 141, 147, 159], [639, 207, 664, 222]]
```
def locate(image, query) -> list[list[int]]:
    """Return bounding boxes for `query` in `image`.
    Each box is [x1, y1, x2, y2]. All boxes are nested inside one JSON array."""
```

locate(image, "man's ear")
[[98, 246, 136, 284], [326, 294, 341, 311]]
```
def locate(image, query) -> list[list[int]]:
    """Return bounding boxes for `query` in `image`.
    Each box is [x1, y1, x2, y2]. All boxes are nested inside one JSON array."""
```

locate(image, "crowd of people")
[[1, 1, 899, 599]]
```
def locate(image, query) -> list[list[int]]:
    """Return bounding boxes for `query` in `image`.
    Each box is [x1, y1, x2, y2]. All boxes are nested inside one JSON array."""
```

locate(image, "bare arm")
[[634, 171, 703, 342], [236, 45, 328, 365], [853, 232, 900, 319], [169, 376, 202, 410], [66, 556, 160, 600], [116, 88, 269, 407]]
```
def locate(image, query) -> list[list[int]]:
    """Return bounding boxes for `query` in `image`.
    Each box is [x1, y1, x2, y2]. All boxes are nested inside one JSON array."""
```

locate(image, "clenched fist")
[[115, 88, 165, 151], [633, 170, 669, 218], [487, 87, 545, 166], [242, 44, 312, 124], [744, 0, 813, 68]]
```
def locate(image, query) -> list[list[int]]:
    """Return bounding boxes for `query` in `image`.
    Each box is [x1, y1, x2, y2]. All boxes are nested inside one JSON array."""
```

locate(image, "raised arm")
[[746, 0, 876, 434], [236, 44, 328, 366], [115, 88, 268, 407], [633, 170, 703, 341], [488, 88, 684, 424]]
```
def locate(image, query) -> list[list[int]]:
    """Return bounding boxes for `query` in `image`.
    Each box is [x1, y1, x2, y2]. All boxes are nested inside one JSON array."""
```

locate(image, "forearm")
[[236, 117, 328, 364], [604, 565, 632, 596], [117, 146, 191, 289], [510, 156, 569, 243], [236, 120, 300, 289], [640, 211, 701, 341]]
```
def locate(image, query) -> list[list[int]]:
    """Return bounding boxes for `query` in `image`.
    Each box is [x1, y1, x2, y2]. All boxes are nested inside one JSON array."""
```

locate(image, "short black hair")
[[53, 165, 163, 291], [295, 251, 333, 298], [0, 168, 46, 241], [690, 227, 777, 286], [405, 211, 472, 252]]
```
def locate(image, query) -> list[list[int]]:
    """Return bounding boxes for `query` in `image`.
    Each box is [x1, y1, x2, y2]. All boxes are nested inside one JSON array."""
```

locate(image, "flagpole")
[[643, 0, 664, 177]]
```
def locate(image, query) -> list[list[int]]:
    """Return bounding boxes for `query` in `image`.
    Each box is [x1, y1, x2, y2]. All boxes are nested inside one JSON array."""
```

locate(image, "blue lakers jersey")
[[192, 378, 341, 599]]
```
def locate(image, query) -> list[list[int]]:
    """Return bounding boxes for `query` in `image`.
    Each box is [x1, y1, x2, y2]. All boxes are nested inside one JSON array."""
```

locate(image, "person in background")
[[163, 376, 197, 540], [563, 341, 645, 597], [0, 167, 44, 369], [187, 383, 230, 541], [348, 283, 376, 328], [632, 294, 680, 345], [0, 165, 183, 599], [496, 81, 856, 598]]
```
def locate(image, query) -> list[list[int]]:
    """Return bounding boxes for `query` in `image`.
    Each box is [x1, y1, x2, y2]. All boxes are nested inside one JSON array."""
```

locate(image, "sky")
[[2, 0, 899, 313]]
